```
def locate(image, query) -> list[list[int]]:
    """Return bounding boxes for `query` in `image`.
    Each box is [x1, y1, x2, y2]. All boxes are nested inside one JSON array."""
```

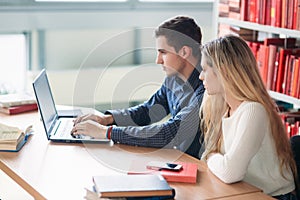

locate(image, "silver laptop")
[[32, 69, 110, 143]]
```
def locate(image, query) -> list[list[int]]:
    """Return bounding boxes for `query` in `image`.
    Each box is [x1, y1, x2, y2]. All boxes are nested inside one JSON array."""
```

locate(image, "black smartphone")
[[146, 161, 183, 171]]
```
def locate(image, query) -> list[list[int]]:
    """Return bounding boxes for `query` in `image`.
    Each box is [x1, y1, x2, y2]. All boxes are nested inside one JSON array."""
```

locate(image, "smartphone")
[[146, 161, 183, 171]]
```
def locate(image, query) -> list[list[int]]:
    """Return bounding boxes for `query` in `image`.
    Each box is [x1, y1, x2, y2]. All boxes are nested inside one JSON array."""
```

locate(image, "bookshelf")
[[217, 0, 300, 109], [218, 17, 300, 38]]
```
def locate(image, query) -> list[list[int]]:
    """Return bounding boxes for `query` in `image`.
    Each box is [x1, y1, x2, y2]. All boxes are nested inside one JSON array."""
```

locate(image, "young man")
[[72, 16, 205, 159]]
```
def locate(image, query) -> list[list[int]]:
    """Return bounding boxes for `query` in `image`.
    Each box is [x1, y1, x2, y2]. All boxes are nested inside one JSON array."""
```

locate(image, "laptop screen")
[[32, 69, 58, 136]]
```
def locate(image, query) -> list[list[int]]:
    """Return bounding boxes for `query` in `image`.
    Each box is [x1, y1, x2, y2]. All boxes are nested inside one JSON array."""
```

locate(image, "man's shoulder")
[[193, 83, 205, 102], [194, 81, 205, 93]]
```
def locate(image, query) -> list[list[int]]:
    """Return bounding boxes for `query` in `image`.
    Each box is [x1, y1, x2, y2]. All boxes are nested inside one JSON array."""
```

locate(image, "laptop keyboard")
[[57, 119, 74, 138]]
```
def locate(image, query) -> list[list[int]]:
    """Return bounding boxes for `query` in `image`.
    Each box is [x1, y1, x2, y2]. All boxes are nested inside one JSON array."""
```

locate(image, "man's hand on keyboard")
[[71, 120, 108, 139]]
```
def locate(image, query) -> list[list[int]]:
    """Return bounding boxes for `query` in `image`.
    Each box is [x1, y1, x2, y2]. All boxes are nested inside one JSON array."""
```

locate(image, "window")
[[0, 34, 27, 94]]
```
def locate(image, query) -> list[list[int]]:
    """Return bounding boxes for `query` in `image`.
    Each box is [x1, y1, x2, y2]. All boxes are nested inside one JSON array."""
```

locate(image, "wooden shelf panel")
[[269, 91, 300, 108]]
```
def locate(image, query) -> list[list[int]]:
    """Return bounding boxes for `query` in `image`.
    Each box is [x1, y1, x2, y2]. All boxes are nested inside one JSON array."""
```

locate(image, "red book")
[[297, 1, 300, 30], [265, 0, 272, 25], [240, 0, 248, 21], [159, 162, 198, 183], [294, 0, 300, 30], [275, 48, 300, 93], [284, 55, 294, 95], [272, 52, 280, 91], [250, 41, 262, 59], [267, 45, 278, 90], [281, 54, 291, 94], [296, 58, 300, 98], [281, 0, 288, 28], [276, 0, 282, 27], [291, 58, 299, 97], [287, 0, 295, 29], [128, 162, 198, 184], [257, 44, 268, 86], [0, 103, 38, 115], [293, 0, 299, 29], [249, 0, 257, 22]]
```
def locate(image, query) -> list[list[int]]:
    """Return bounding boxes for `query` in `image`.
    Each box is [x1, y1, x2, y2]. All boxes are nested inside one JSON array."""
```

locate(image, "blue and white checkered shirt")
[[106, 68, 205, 159]]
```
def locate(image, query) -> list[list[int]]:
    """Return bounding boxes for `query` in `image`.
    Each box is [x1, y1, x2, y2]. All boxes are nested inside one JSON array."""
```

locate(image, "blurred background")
[[0, 0, 217, 110]]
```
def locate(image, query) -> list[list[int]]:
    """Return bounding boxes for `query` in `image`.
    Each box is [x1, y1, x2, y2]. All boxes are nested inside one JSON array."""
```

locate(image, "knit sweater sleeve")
[[207, 102, 269, 183]]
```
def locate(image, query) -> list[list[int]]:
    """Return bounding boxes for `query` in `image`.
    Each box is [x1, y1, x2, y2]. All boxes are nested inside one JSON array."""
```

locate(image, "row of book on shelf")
[[246, 37, 300, 99], [85, 162, 198, 200], [219, 0, 300, 30], [0, 92, 38, 115]]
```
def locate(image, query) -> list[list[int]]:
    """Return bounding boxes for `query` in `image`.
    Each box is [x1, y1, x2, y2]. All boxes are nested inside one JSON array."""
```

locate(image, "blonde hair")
[[200, 35, 296, 178]]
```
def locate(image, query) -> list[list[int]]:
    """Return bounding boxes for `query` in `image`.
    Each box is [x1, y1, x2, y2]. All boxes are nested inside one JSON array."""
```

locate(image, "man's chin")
[[164, 71, 176, 77]]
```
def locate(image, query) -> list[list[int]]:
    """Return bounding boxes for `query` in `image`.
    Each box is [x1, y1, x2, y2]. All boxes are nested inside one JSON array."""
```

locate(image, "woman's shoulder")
[[239, 101, 267, 116], [241, 101, 264, 108]]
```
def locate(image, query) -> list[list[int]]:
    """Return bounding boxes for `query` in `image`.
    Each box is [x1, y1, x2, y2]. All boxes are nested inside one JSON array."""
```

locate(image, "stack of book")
[[85, 174, 175, 200], [0, 93, 38, 115]]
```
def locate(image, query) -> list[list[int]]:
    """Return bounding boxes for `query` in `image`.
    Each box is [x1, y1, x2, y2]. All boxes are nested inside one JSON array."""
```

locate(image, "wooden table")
[[0, 109, 272, 200]]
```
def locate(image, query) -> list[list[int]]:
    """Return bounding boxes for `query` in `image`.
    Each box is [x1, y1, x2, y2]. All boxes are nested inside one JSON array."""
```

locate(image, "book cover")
[[249, 0, 257, 23], [296, 58, 300, 98], [282, 54, 291, 95], [128, 162, 198, 184], [285, 55, 295, 95], [249, 41, 262, 59], [257, 44, 268, 85], [92, 174, 174, 198], [290, 57, 299, 97], [270, 0, 277, 26], [271, 52, 280, 91], [266, 45, 278, 90], [297, 1, 300, 30], [281, 0, 288, 28], [240, 0, 248, 21], [287, 0, 295, 29], [0, 103, 38, 115], [159, 162, 198, 183], [265, 0, 272, 25]]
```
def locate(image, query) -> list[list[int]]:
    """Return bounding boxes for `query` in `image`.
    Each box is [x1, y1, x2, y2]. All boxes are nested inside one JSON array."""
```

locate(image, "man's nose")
[[156, 53, 163, 64]]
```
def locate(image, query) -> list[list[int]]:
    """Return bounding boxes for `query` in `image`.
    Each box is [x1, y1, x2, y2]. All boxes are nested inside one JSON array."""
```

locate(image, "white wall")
[[34, 10, 215, 70], [1, 1, 217, 107], [28, 65, 165, 109]]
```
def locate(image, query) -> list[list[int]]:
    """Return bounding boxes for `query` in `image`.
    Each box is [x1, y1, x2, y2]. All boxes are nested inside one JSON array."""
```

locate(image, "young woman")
[[199, 35, 297, 199]]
